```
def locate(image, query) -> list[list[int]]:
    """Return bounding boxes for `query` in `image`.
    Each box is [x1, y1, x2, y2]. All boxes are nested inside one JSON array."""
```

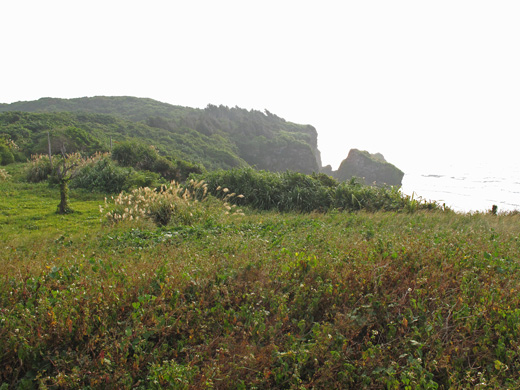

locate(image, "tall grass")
[[25, 154, 53, 183], [102, 180, 243, 227], [0, 168, 10, 181], [198, 167, 439, 213]]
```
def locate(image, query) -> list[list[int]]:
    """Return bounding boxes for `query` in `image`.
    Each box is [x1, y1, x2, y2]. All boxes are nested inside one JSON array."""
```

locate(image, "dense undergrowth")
[[2, 164, 520, 389], [199, 167, 439, 213]]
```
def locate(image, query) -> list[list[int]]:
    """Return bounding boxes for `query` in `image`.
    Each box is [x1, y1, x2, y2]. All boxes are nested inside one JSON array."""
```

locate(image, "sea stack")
[[333, 149, 404, 187]]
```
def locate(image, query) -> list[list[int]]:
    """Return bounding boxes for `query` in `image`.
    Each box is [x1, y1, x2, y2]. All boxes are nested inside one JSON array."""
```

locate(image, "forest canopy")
[[0, 97, 321, 173]]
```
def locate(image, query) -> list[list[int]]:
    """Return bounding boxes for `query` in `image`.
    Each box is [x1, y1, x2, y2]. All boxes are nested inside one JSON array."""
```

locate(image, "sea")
[[400, 163, 520, 214]]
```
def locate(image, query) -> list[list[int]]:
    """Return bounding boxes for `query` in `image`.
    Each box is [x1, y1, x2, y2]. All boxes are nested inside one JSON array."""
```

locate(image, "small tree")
[[54, 151, 85, 214]]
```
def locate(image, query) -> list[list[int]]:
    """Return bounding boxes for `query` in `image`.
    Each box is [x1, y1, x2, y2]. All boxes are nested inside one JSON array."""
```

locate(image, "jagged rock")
[[333, 149, 404, 186]]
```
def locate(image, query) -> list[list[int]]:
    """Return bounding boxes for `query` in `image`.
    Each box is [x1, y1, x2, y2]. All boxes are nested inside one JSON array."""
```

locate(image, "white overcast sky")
[[1, 1, 519, 174]]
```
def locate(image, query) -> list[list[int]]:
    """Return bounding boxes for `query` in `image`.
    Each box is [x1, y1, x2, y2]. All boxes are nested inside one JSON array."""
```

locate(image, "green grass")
[[0, 179, 104, 238], [1, 172, 520, 389]]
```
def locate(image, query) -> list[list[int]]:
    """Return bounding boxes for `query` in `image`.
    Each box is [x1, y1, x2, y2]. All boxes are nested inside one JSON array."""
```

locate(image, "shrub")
[[175, 158, 204, 182], [102, 180, 243, 227], [111, 140, 202, 182], [71, 156, 160, 193], [102, 180, 205, 226], [111, 140, 159, 171], [32, 126, 104, 156], [152, 156, 179, 181], [311, 172, 338, 187], [123, 170, 162, 191], [26, 154, 53, 182], [0, 143, 14, 165]]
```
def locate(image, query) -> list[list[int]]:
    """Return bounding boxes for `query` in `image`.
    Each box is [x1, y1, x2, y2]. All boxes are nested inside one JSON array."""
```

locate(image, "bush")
[[332, 178, 405, 211], [0, 143, 14, 166], [152, 156, 179, 181], [26, 154, 53, 182], [311, 172, 338, 187], [71, 157, 161, 193], [123, 170, 162, 191], [111, 140, 203, 182], [102, 181, 207, 226], [32, 126, 104, 156], [102, 180, 243, 227], [174, 158, 204, 182], [111, 140, 159, 171]]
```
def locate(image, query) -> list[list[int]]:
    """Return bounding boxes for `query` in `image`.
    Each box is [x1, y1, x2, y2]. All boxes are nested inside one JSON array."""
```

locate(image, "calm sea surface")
[[400, 164, 520, 213]]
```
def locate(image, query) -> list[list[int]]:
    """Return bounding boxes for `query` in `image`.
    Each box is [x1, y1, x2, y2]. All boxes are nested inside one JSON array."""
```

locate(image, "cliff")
[[332, 149, 404, 187]]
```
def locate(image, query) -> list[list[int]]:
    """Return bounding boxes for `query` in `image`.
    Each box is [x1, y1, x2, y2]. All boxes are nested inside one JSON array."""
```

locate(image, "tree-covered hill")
[[0, 111, 245, 170], [0, 96, 193, 122], [0, 96, 321, 173]]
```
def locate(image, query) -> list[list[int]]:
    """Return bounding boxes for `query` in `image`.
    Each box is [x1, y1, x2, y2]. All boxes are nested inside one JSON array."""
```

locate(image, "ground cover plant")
[[2, 163, 520, 389]]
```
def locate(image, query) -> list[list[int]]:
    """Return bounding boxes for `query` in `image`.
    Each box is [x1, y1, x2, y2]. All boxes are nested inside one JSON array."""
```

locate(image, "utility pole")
[[47, 131, 53, 169]]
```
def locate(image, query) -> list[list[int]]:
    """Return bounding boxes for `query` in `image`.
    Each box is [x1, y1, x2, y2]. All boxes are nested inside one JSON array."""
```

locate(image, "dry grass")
[[0, 168, 10, 181], [103, 180, 243, 227]]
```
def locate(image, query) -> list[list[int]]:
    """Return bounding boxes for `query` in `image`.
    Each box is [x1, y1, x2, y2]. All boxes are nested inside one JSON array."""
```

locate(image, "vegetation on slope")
[[0, 96, 195, 123], [1, 162, 520, 389], [0, 97, 321, 173], [0, 111, 243, 171]]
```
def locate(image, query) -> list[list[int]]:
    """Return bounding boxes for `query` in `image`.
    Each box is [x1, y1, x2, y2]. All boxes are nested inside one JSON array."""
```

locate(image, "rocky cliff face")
[[332, 149, 404, 187]]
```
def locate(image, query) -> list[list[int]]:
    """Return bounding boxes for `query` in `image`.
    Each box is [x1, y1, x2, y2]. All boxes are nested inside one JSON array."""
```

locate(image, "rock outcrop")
[[332, 149, 404, 187]]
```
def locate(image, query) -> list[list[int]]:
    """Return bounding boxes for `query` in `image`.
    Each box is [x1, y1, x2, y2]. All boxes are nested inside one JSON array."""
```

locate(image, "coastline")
[[401, 169, 520, 213]]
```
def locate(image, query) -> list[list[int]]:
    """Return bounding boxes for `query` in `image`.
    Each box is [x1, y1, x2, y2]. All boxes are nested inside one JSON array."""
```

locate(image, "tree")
[[42, 126, 103, 156], [111, 140, 159, 171], [0, 141, 14, 165], [54, 151, 85, 214]]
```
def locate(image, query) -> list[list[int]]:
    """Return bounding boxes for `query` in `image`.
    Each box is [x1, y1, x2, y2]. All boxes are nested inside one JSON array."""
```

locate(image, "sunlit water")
[[400, 164, 520, 213]]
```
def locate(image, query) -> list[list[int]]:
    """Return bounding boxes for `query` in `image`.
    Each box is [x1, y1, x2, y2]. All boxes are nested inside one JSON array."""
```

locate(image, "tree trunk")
[[57, 178, 72, 214]]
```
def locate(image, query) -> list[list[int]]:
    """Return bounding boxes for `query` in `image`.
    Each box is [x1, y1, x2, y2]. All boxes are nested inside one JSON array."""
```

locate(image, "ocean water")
[[400, 164, 520, 213]]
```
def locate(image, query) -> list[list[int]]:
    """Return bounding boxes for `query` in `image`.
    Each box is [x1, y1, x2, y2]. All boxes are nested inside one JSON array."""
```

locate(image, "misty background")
[[2, 1, 519, 211]]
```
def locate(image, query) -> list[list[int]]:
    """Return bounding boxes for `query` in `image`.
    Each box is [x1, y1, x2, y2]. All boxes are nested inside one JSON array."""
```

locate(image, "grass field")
[[2, 164, 520, 389]]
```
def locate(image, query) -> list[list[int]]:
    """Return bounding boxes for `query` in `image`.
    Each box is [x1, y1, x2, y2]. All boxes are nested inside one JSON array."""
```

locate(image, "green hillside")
[[0, 111, 245, 171], [0, 96, 321, 173], [0, 96, 193, 122]]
